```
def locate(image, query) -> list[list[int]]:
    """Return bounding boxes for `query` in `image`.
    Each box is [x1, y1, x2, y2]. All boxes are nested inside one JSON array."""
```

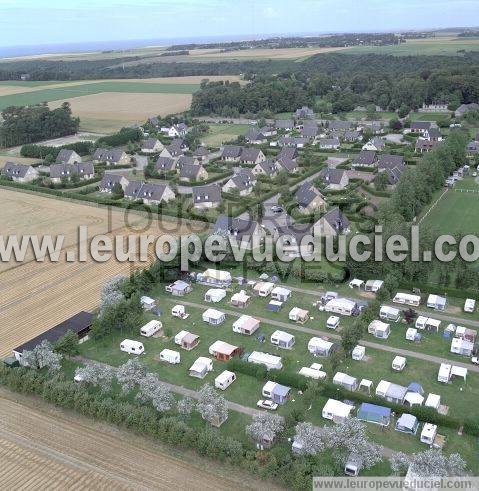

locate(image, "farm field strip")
[[0, 392, 257, 490]]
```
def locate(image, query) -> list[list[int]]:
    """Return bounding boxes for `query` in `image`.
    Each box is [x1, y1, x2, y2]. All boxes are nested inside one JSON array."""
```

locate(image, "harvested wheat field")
[[49, 92, 193, 132], [0, 188, 208, 358], [0, 390, 265, 490], [0, 155, 37, 168]]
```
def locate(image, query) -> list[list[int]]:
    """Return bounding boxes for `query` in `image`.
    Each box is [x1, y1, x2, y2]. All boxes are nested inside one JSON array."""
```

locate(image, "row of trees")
[[0, 102, 79, 147]]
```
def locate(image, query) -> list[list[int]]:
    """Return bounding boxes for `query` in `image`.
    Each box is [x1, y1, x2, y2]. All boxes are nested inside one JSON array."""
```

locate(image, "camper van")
[[159, 349, 180, 364], [140, 320, 162, 337], [215, 370, 236, 390], [120, 339, 145, 355]]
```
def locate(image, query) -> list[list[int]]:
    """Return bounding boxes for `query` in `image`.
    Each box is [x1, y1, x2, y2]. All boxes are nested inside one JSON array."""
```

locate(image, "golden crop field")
[[0, 391, 261, 490], [0, 155, 37, 168], [0, 189, 208, 358], [49, 92, 194, 132]]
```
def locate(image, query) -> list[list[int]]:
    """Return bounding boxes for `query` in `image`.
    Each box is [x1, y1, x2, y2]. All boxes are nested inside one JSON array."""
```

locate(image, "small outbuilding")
[[289, 307, 310, 324]]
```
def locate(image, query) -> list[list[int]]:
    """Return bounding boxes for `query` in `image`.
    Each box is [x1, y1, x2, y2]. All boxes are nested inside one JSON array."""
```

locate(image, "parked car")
[[270, 205, 284, 213], [257, 399, 278, 410]]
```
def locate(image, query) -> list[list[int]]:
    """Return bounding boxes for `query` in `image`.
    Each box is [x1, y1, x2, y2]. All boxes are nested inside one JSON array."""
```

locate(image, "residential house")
[[294, 106, 314, 119], [313, 207, 350, 237], [124, 181, 175, 205], [221, 145, 243, 162], [192, 184, 222, 209], [273, 224, 315, 257], [277, 136, 310, 148], [166, 123, 188, 138], [343, 130, 361, 142], [245, 128, 267, 145], [222, 170, 256, 196], [318, 138, 340, 150], [240, 148, 265, 166], [55, 149, 81, 165], [362, 137, 386, 152], [424, 127, 442, 142], [141, 138, 163, 153], [363, 121, 385, 135], [352, 150, 377, 167], [155, 156, 176, 173], [160, 139, 185, 158], [301, 125, 318, 139], [410, 121, 433, 135], [92, 148, 130, 166], [213, 215, 265, 250], [99, 173, 129, 193], [180, 163, 208, 182], [377, 154, 406, 185], [2, 162, 38, 183], [278, 147, 298, 161], [420, 102, 449, 112], [319, 168, 349, 190], [275, 119, 294, 131], [276, 157, 298, 173], [295, 182, 327, 214], [455, 103, 479, 118], [193, 146, 209, 162], [328, 120, 352, 132], [252, 159, 279, 177], [415, 139, 441, 153], [50, 162, 94, 183]]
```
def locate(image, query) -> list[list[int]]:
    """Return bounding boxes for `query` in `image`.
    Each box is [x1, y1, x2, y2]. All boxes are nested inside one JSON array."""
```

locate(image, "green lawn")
[[0, 81, 200, 110], [421, 183, 479, 235], [202, 124, 249, 147]]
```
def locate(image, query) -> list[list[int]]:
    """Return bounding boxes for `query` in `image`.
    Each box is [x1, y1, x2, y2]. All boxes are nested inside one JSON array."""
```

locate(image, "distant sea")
[[0, 33, 327, 58]]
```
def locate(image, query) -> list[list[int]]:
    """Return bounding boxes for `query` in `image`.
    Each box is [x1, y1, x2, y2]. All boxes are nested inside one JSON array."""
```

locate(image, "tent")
[[270, 330, 295, 349], [267, 300, 283, 312], [376, 380, 407, 404], [262, 381, 291, 405], [451, 365, 468, 381], [395, 414, 419, 435], [333, 372, 358, 391], [352, 345, 365, 361], [359, 379, 373, 394], [202, 308, 226, 325], [271, 286, 292, 302], [349, 278, 364, 289], [408, 382, 424, 395], [357, 403, 391, 426], [230, 290, 251, 308], [425, 393, 441, 410], [404, 391, 424, 407], [204, 288, 227, 303], [197, 269, 232, 287], [233, 315, 260, 335], [322, 399, 353, 423]]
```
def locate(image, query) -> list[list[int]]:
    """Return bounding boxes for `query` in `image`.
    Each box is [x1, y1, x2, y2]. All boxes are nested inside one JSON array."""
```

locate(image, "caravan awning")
[[451, 365, 468, 380], [404, 392, 424, 406]]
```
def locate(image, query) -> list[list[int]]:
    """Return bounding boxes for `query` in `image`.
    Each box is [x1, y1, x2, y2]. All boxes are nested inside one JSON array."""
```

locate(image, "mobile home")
[[450, 337, 474, 356], [308, 337, 337, 357], [248, 351, 282, 370], [174, 330, 199, 350], [324, 298, 358, 316], [299, 364, 327, 380], [202, 308, 226, 326], [393, 292, 421, 307], [322, 399, 353, 423], [215, 370, 236, 390], [392, 356, 407, 371], [427, 294, 447, 311], [270, 330, 295, 349], [379, 305, 400, 322], [271, 286, 292, 302], [140, 296, 156, 311], [232, 315, 260, 335], [120, 339, 145, 355], [368, 320, 390, 339], [230, 290, 251, 308], [464, 298, 476, 313], [420, 423, 438, 445], [208, 340, 241, 361], [140, 320, 163, 337], [262, 381, 291, 405], [252, 281, 275, 297], [204, 288, 227, 303], [159, 349, 180, 364]]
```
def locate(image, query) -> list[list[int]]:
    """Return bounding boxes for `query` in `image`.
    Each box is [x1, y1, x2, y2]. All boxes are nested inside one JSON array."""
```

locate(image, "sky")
[[1, 0, 479, 49]]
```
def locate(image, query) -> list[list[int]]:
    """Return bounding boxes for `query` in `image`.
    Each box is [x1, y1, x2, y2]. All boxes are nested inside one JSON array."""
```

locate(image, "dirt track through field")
[[0, 390, 262, 490]]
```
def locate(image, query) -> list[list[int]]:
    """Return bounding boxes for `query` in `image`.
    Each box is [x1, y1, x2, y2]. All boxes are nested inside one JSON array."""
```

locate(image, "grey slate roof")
[[353, 150, 377, 166], [427, 127, 441, 139], [328, 120, 352, 131], [257, 160, 279, 175], [193, 146, 209, 157], [318, 137, 340, 147], [100, 173, 127, 191], [92, 148, 126, 163], [228, 172, 254, 192], [240, 148, 262, 163], [377, 154, 406, 184], [155, 156, 176, 171], [180, 163, 204, 180], [142, 138, 161, 150], [276, 157, 297, 172], [125, 180, 170, 201], [411, 121, 432, 131], [278, 147, 298, 161], [56, 149, 80, 164], [275, 119, 294, 129], [245, 128, 265, 142], [221, 145, 243, 159], [301, 126, 318, 138], [295, 182, 322, 207], [214, 215, 259, 241], [2, 162, 33, 178], [50, 162, 94, 179], [320, 168, 346, 185], [177, 155, 197, 167], [322, 207, 350, 231], [192, 184, 222, 204]]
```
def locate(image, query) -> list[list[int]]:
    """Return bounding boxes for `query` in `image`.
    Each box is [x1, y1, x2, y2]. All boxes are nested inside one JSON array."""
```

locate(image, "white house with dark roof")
[[245, 128, 267, 145], [214, 215, 265, 250], [155, 156, 176, 172], [99, 173, 129, 193], [50, 162, 94, 183], [221, 145, 243, 162], [377, 154, 406, 185], [410, 121, 433, 136], [273, 224, 315, 257], [295, 182, 327, 214], [192, 184, 222, 209], [240, 148, 265, 166], [180, 163, 208, 182], [275, 119, 295, 131], [252, 160, 279, 178], [362, 137, 386, 152], [222, 170, 256, 196], [165, 123, 188, 138], [124, 181, 175, 205], [56, 149, 81, 165], [319, 168, 349, 190], [353, 150, 377, 167], [141, 138, 164, 153], [318, 138, 340, 150], [313, 207, 350, 237], [92, 148, 130, 166], [2, 162, 39, 183]]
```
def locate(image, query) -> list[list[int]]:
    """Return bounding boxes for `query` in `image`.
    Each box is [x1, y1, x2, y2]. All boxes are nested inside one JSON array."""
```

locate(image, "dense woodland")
[[0, 103, 79, 147]]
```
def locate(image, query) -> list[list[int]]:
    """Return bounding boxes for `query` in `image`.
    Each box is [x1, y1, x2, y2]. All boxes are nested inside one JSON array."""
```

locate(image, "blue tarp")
[[357, 403, 391, 426], [407, 382, 424, 395]]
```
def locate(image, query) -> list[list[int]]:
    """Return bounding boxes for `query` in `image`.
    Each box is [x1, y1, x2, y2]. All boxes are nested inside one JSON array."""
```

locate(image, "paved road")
[[171, 298, 479, 373]]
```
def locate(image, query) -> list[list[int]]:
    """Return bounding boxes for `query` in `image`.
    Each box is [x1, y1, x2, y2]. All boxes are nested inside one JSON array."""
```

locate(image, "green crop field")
[[344, 36, 479, 56], [0, 81, 200, 110]]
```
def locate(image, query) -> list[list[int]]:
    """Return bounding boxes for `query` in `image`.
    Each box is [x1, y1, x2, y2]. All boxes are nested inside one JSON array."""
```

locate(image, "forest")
[[0, 103, 79, 147]]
